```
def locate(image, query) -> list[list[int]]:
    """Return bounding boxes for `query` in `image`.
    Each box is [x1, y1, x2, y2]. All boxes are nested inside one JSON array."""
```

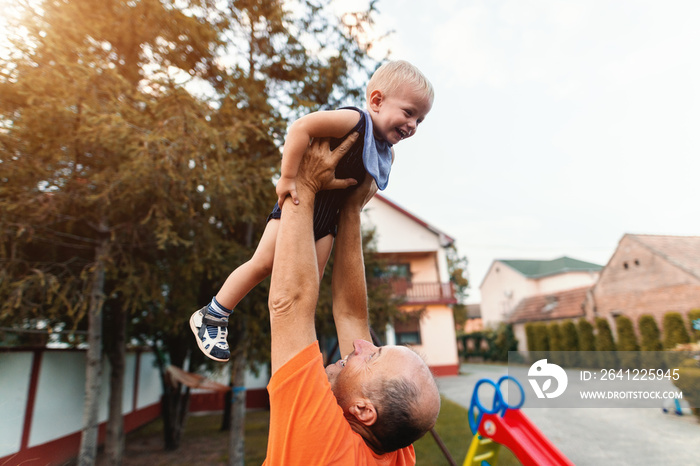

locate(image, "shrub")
[[663, 312, 690, 349], [638, 314, 664, 369], [548, 322, 563, 351], [525, 323, 536, 352], [491, 323, 519, 362], [528, 322, 550, 361], [560, 320, 579, 351], [577, 319, 595, 351], [547, 322, 564, 365], [639, 314, 662, 351], [688, 309, 700, 342], [595, 317, 617, 368], [577, 318, 597, 367], [561, 320, 579, 367], [615, 315, 640, 368]]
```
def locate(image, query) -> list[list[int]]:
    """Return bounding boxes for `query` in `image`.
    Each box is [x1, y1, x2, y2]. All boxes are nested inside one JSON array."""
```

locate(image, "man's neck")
[[345, 415, 386, 455]]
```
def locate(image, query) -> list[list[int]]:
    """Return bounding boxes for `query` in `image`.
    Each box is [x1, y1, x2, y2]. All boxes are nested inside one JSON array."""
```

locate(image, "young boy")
[[190, 60, 434, 362]]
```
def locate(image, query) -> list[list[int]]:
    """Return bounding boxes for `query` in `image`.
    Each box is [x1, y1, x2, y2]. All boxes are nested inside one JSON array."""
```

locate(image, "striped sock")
[[207, 297, 232, 339]]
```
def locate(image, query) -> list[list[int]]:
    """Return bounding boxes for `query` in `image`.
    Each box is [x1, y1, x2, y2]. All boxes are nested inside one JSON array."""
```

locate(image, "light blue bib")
[[360, 109, 393, 190]]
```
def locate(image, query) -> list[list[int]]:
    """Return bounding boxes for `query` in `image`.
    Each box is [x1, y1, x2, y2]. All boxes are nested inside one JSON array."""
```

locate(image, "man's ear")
[[348, 398, 377, 426], [368, 89, 383, 112]]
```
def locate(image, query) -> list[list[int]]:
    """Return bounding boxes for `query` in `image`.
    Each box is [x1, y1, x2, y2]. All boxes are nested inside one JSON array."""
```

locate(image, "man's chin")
[[325, 364, 337, 381]]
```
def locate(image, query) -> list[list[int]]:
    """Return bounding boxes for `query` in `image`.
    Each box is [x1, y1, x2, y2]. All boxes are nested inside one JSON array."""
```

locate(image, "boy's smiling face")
[[368, 84, 432, 145]]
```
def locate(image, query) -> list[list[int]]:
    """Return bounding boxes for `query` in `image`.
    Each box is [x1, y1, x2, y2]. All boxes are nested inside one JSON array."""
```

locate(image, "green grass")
[[415, 396, 521, 465], [119, 400, 522, 465]]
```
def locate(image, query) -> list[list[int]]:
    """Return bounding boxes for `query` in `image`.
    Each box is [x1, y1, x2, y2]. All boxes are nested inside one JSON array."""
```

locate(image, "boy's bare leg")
[[216, 220, 279, 309], [314, 234, 334, 280], [191, 220, 278, 362]]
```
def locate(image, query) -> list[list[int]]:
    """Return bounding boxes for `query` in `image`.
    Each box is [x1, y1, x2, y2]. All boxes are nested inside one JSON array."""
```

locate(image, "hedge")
[[663, 312, 690, 349]]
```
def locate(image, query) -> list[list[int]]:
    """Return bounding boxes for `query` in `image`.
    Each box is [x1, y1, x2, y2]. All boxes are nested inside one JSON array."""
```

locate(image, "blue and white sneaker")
[[189, 307, 230, 362]]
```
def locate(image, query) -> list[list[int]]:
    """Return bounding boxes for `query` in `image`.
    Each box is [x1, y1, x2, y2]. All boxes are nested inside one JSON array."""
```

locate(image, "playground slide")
[[478, 409, 574, 466]]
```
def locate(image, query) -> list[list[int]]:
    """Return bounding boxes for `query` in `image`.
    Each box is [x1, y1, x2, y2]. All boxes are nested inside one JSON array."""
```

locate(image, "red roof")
[[507, 286, 590, 324]]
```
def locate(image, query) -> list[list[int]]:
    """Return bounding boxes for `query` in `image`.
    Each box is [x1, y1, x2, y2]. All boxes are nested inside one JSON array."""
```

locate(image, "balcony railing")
[[387, 280, 456, 304]]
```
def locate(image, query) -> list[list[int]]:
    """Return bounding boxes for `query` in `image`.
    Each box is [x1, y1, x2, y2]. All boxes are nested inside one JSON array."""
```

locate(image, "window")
[[394, 315, 422, 345], [376, 263, 411, 280]]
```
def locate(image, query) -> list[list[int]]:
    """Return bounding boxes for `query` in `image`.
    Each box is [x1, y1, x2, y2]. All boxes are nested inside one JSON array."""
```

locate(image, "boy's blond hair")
[[366, 60, 434, 105]]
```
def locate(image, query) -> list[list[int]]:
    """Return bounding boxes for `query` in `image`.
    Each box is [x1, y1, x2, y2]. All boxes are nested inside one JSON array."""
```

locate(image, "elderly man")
[[263, 133, 441, 465]]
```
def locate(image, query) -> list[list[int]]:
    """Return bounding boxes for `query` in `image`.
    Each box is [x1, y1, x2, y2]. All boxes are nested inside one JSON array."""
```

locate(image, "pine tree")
[[639, 314, 663, 351], [577, 318, 597, 367], [663, 312, 690, 349], [615, 315, 640, 368], [595, 317, 617, 368], [1, 0, 385, 459], [638, 314, 664, 370], [547, 321, 563, 365], [561, 320, 579, 367]]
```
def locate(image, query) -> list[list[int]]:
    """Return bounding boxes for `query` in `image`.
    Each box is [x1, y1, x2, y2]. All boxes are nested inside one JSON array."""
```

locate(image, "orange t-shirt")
[[263, 341, 416, 466]]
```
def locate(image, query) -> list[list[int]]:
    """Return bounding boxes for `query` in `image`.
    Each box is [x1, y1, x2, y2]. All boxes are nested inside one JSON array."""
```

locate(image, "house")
[[463, 303, 483, 334], [362, 194, 460, 376], [480, 256, 602, 328], [584, 234, 700, 331], [507, 286, 591, 352]]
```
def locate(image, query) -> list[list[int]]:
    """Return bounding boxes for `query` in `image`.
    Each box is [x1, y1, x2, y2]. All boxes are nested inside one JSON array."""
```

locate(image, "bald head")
[[325, 340, 441, 452], [365, 347, 441, 452]]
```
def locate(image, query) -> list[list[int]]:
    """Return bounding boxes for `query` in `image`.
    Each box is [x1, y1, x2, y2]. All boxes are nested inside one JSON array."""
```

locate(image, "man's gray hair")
[[368, 375, 434, 452]]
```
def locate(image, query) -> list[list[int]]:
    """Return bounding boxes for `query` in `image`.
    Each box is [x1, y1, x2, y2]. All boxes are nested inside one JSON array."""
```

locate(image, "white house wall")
[[417, 306, 459, 367], [536, 271, 599, 295], [362, 196, 459, 374], [363, 198, 443, 254], [480, 262, 537, 328]]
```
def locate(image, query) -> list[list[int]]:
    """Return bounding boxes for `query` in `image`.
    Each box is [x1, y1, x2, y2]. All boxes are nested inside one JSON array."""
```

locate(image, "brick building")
[[584, 234, 700, 331]]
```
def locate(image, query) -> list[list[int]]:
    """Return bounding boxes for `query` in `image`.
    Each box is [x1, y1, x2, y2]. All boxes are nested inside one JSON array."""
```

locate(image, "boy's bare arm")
[[277, 109, 361, 207], [332, 173, 378, 357]]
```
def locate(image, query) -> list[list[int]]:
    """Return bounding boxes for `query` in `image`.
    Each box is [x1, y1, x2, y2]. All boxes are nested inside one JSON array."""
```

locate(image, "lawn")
[[95, 397, 521, 465]]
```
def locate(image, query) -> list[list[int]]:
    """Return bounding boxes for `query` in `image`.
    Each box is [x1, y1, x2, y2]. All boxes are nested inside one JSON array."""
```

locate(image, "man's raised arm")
[[332, 173, 378, 357], [268, 134, 358, 375]]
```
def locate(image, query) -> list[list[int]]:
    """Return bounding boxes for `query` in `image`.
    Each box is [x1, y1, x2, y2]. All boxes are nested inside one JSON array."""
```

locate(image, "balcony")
[[388, 279, 457, 305]]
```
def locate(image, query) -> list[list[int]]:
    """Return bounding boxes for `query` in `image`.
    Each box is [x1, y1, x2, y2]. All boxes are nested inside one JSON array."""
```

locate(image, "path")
[[437, 363, 700, 465]]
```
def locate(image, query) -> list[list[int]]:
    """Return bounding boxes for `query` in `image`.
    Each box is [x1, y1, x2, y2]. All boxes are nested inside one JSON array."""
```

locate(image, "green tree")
[[525, 323, 536, 353], [1, 1, 223, 460], [638, 314, 664, 370], [615, 315, 640, 368], [560, 320, 579, 367], [595, 317, 617, 368], [490, 323, 518, 362], [446, 244, 469, 330], [547, 322, 563, 365], [528, 322, 550, 361], [639, 314, 663, 351], [577, 318, 596, 367], [1, 0, 383, 460], [663, 312, 690, 349]]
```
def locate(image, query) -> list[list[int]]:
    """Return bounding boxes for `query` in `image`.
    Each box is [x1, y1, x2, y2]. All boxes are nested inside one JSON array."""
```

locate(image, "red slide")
[[478, 410, 574, 466]]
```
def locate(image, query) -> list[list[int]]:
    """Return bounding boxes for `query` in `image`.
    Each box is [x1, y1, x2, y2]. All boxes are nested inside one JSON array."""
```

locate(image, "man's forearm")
[[268, 188, 319, 375], [332, 202, 372, 357]]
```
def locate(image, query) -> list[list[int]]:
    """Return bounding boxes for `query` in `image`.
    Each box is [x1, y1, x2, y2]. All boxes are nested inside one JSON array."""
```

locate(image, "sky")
[[334, 0, 700, 303]]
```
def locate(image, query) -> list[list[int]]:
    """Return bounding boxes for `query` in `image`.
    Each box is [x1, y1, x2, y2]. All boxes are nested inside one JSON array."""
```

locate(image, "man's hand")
[[345, 170, 378, 212], [296, 133, 360, 195]]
